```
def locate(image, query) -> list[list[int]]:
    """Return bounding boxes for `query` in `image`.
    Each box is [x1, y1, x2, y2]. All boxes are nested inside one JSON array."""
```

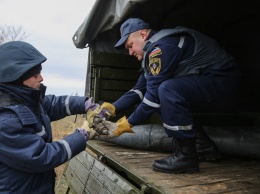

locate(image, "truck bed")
[[65, 140, 260, 194]]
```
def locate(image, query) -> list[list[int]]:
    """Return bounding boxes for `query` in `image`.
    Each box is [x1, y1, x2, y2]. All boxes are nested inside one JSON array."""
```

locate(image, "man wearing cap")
[[97, 18, 240, 174], [0, 41, 110, 193]]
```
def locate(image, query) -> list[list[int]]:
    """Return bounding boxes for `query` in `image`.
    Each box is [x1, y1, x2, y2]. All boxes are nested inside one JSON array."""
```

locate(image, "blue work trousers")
[[157, 75, 240, 138]]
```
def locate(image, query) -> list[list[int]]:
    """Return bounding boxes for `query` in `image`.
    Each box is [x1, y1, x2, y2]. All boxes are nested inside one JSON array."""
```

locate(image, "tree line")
[[0, 25, 29, 45]]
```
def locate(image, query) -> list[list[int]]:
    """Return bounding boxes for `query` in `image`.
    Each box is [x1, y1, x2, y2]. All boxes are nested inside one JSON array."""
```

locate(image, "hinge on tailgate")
[[141, 184, 152, 193]]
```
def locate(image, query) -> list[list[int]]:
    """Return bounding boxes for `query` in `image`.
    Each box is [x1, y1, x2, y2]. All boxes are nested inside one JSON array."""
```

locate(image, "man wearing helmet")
[[0, 41, 106, 193]]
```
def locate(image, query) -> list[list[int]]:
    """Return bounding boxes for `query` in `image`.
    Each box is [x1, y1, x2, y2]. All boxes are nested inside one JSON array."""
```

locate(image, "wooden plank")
[[84, 174, 112, 194], [98, 90, 130, 101], [87, 140, 260, 194], [90, 84, 126, 93], [91, 67, 139, 81], [66, 149, 142, 194], [65, 167, 85, 194], [155, 164, 260, 193], [90, 88, 127, 101], [65, 152, 95, 194], [98, 79, 136, 90], [90, 159, 141, 194], [69, 156, 91, 185], [76, 151, 95, 171], [87, 141, 168, 193], [89, 51, 140, 69]]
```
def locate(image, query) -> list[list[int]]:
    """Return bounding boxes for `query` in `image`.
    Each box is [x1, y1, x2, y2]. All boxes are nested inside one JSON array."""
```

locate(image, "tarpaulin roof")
[[72, 0, 148, 49], [73, 0, 259, 53]]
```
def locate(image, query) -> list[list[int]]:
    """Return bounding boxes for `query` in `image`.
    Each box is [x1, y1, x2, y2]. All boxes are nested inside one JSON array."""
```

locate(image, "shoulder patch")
[[149, 47, 162, 58], [149, 58, 161, 76]]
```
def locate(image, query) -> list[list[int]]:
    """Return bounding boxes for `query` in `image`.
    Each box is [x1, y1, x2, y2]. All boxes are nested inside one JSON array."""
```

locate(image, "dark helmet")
[[0, 41, 47, 83]]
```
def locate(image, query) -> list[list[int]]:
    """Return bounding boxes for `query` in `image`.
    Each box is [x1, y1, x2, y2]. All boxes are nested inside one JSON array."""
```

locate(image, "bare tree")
[[0, 25, 29, 45]]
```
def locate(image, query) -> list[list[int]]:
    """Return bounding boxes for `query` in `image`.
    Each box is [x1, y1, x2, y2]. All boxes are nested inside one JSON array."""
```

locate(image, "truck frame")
[[65, 0, 260, 193]]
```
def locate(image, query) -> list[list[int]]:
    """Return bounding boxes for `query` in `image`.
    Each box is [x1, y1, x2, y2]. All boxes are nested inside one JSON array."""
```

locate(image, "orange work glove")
[[95, 116, 134, 139]]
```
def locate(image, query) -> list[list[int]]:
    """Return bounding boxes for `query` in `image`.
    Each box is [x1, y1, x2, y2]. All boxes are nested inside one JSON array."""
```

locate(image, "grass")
[[52, 114, 86, 194]]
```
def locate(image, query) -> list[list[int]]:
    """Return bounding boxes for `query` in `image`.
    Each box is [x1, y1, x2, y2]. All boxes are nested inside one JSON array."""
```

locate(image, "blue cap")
[[114, 18, 150, 49]]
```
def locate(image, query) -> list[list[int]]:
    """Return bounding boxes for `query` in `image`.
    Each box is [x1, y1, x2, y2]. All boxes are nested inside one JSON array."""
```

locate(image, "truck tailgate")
[[65, 140, 260, 194]]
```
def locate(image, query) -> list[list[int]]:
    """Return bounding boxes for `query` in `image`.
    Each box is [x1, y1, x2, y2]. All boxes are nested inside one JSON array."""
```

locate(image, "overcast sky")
[[0, 0, 96, 96]]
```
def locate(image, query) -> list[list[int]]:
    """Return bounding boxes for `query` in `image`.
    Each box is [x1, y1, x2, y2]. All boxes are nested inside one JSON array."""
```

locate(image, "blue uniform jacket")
[[113, 28, 240, 126], [0, 83, 87, 194]]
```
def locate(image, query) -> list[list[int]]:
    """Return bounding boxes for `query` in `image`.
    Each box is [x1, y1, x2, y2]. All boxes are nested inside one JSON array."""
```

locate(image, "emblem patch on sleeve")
[[149, 58, 161, 76], [149, 47, 162, 58]]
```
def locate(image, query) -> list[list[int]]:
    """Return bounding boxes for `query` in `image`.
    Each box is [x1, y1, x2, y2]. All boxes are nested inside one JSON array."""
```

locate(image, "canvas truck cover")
[[72, 0, 260, 54], [72, 0, 148, 50]]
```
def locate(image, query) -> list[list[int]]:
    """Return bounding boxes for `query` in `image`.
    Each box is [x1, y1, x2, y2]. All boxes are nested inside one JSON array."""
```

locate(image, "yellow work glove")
[[76, 120, 98, 140], [95, 116, 134, 139], [101, 102, 116, 117]]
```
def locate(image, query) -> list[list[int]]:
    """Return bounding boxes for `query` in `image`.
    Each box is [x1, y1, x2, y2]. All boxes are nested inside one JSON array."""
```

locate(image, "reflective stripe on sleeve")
[[143, 97, 160, 108], [36, 126, 46, 137], [130, 89, 144, 100], [163, 123, 192, 131], [58, 139, 72, 160], [178, 36, 185, 48], [65, 96, 72, 115]]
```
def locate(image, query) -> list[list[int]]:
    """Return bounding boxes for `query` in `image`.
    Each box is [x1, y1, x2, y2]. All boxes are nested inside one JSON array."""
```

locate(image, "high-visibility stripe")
[[143, 97, 160, 108], [163, 123, 192, 131], [65, 96, 71, 115], [36, 126, 46, 137], [178, 36, 185, 48], [58, 139, 72, 160], [130, 89, 143, 100]]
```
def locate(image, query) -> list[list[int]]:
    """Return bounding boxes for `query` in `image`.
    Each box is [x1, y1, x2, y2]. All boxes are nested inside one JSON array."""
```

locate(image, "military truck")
[[64, 0, 260, 193]]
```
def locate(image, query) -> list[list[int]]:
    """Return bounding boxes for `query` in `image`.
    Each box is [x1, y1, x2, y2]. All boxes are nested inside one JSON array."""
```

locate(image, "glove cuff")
[[114, 116, 134, 136], [101, 102, 116, 117], [78, 121, 98, 140], [76, 128, 90, 140]]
